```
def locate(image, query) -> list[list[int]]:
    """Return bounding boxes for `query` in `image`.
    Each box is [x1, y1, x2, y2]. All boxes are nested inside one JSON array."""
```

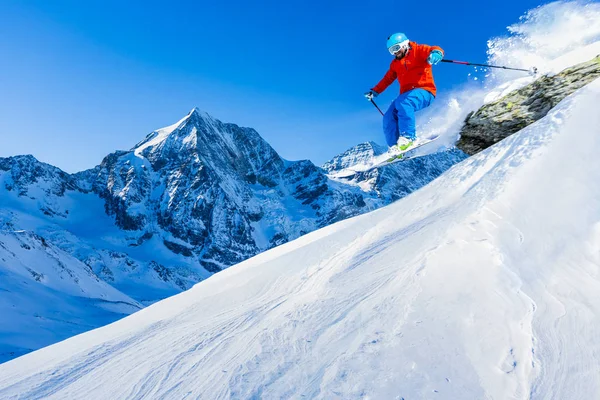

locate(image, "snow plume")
[[421, 0, 600, 147], [419, 85, 489, 146], [487, 0, 600, 81]]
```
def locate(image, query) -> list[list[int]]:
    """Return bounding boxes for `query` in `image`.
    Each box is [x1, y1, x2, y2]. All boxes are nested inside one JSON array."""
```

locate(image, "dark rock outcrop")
[[457, 55, 600, 155]]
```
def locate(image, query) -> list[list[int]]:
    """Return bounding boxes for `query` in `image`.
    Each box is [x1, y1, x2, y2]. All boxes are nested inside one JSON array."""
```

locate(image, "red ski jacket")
[[372, 42, 443, 97]]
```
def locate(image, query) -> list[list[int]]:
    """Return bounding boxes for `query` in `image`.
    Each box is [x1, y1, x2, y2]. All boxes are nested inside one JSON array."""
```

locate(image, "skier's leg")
[[395, 89, 435, 140], [382, 101, 399, 147]]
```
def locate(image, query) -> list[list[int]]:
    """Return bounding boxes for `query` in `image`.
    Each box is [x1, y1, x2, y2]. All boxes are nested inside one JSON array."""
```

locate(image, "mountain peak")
[[188, 106, 202, 117], [186, 107, 211, 122], [132, 107, 222, 156], [321, 141, 388, 173]]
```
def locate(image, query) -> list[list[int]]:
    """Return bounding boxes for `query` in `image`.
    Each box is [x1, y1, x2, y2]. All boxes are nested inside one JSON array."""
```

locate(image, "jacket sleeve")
[[372, 64, 398, 94], [415, 43, 444, 62]]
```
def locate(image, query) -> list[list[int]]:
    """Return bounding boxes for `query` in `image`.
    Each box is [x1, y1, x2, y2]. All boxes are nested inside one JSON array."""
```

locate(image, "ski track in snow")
[[1, 77, 600, 398]]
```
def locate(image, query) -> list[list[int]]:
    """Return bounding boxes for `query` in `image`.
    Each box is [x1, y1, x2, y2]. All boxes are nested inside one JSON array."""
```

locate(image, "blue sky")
[[0, 0, 546, 172]]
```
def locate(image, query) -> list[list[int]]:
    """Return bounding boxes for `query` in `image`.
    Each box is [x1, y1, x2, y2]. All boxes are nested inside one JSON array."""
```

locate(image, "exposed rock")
[[457, 55, 600, 155]]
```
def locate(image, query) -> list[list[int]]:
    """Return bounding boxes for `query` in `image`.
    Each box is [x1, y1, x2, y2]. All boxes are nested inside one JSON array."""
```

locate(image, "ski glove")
[[427, 50, 443, 65], [364, 90, 379, 101]]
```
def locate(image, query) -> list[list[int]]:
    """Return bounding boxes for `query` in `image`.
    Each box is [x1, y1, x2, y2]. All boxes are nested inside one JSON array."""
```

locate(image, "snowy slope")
[[0, 229, 142, 363], [1, 75, 599, 399]]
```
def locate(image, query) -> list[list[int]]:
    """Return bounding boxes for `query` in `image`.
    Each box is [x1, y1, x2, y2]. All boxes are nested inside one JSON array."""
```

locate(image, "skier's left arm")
[[416, 44, 444, 65]]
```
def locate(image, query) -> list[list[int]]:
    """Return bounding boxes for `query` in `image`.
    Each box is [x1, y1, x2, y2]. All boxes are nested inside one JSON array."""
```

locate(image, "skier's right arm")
[[372, 67, 397, 94]]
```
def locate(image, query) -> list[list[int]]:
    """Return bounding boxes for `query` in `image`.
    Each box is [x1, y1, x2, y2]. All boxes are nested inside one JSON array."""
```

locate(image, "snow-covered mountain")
[[322, 141, 388, 173], [79, 108, 369, 271], [324, 141, 466, 201], [74, 107, 464, 274], [2, 71, 599, 400]]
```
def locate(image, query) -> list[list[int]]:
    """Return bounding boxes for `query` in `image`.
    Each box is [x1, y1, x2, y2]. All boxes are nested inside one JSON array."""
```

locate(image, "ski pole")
[[441, 59, 537, 75], [370, 99, 384, 116]]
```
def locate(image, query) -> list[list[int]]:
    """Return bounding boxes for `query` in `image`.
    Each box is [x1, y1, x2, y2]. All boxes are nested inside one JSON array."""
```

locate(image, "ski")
[[365, 136, 440, 168]]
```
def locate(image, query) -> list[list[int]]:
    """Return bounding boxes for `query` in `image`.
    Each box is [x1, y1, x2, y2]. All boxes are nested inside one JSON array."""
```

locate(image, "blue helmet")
[[386, 32, 409, 52]]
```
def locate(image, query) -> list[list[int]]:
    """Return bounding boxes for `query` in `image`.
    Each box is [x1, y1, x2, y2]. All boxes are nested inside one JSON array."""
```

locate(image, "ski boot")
[[386, 137, 415, 162]]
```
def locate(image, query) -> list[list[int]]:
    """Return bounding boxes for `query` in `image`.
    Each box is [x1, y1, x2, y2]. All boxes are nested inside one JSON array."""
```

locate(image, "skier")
[[365, 33, 444, 153]]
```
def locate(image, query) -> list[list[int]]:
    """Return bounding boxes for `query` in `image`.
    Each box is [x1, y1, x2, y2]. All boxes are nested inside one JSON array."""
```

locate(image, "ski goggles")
[[388, 41, 409, 55]]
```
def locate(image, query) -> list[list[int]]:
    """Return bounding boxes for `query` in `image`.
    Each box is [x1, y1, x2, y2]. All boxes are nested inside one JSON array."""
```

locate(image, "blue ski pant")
[[383, 88, 435, 146]]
